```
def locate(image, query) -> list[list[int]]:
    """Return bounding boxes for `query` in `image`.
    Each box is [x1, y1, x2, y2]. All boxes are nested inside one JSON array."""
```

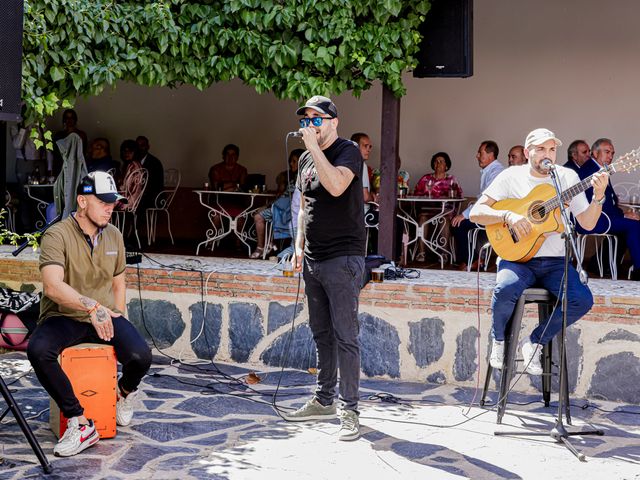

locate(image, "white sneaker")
[[521, 339, 543, 375], [489, 340, 505, 369], [338, 409, 360, 441], [116, 386, 139, 426], [53, 417, 99, 457]]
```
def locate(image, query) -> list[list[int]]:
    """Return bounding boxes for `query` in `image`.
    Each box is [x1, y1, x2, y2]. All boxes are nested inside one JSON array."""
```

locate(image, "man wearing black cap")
[[284, 96, 366, 441], [27, 171, 152, 457]]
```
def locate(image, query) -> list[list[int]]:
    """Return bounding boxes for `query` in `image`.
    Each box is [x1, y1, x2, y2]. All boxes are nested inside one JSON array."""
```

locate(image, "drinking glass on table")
[[450, 180, 459, 198], [426, 179, 434, 198]]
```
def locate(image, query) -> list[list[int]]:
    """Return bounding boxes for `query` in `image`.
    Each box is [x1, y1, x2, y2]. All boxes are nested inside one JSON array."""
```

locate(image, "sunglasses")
[[299, 117, 332, 128]]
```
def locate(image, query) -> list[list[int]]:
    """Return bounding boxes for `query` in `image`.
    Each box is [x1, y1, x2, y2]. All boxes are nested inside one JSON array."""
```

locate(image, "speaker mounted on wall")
[[413, 0, 473, 78], [0, 0, 25, 122]]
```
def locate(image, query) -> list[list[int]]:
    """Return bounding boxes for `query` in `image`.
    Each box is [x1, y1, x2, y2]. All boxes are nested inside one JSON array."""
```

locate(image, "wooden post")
[[378, 86, 400, 260]]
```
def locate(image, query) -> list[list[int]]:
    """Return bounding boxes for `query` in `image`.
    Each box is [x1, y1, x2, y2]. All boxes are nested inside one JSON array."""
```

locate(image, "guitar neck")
[[545, 166, 612, 210]]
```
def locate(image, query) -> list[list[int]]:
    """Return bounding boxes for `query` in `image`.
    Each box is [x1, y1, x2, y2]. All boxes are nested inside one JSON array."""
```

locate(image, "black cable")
[[133, 260, 290, 400]]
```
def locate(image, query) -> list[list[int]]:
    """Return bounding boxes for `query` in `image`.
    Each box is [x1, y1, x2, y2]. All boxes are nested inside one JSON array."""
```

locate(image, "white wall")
[[8, 0, 640, 193]]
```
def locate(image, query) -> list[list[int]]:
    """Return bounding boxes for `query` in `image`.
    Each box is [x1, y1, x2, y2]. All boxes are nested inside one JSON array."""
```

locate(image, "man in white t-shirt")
[[469, 128, 609, 374]]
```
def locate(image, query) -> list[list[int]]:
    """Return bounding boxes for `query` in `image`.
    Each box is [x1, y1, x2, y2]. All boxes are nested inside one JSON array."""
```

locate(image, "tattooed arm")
[[41, 264, 117, 340]]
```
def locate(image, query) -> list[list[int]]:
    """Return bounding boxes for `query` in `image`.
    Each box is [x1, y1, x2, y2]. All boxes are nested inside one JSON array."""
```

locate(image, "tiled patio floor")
[[1, 352, 639, 480]]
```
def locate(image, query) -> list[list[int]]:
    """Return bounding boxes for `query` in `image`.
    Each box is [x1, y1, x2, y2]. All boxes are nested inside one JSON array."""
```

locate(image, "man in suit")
[[136, 136, 164, 210], [563, 139, 591, 173], [574, 138, 640, 279]]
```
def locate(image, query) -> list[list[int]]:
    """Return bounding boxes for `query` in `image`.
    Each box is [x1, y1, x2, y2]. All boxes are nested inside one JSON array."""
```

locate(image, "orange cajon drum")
[[50, 343, 117, 439]]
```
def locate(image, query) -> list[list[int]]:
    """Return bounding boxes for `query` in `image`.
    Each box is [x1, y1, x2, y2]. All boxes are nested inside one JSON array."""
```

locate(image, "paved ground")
[[1, 351, 639, 480]]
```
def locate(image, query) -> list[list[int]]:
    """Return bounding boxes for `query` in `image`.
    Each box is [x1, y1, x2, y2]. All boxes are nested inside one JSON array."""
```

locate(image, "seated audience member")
[[208, 143, 248, 191], [250, 149, 302, 258], [574, 138, 640, 279], [207, 144, 249, 239], [451, 141, 504, 270], [52, 109, 88, 176], [412, 152, 463, 261], [507, 145, 527, 166], [136, 135, 164, 210], [27, 171, 151, 457], [116, 140, 144, 209], [563, 139, 591, 173], [87, 138, 120, 176], [414, 152, 463, 198], [351, 132, 374, 193]]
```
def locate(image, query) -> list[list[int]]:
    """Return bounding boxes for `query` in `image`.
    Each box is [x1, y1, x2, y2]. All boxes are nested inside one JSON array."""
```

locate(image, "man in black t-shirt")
[[283, 96, 365, 441]]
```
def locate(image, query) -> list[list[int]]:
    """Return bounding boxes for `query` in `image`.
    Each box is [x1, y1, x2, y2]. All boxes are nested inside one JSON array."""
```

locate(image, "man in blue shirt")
[[452, 141, 505, 269]]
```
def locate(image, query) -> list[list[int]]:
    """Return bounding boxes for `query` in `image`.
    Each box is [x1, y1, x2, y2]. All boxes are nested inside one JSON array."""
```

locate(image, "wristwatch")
[[592, 195, 606, 206]]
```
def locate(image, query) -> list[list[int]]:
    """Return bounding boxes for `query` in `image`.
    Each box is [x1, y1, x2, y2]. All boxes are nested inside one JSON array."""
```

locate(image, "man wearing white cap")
[[27, 171, 152, 457], [469, 129, 609, 374]]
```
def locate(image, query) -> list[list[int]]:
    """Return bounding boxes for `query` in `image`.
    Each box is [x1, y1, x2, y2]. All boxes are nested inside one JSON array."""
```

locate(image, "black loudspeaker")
[[0, 0, 24, 122], [413, 0, 473, 78]]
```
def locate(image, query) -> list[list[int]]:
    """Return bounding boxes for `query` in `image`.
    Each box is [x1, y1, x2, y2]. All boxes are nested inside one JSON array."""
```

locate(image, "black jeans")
[[303, 255, 364, 412], [27, 315, 152, 418]]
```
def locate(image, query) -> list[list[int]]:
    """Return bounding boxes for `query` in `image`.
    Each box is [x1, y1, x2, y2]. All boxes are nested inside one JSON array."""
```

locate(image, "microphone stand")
[[547, 164, 604, 460], [496, 163, 604, 461], [11, 214, 61, 257]]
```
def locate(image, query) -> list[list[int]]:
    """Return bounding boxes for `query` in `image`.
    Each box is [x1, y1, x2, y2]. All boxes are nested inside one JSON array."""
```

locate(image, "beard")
[[87, 211, 111, 229]]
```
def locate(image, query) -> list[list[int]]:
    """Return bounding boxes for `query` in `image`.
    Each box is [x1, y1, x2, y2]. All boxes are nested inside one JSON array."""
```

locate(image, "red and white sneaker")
[[53, 417, 99, 457]]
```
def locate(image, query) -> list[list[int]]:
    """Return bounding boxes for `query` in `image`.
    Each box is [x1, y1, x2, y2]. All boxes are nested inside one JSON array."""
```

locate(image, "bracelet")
[[87, 303, 100, 315]]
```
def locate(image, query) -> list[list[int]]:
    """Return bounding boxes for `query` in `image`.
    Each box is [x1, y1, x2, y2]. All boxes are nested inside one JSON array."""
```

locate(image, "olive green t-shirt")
[[38, 215, 126, 323]]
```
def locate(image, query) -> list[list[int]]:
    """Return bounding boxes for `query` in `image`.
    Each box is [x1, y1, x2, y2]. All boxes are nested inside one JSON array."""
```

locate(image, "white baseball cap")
[[77, 171, 127, 204], [525, 128, 563, 149]]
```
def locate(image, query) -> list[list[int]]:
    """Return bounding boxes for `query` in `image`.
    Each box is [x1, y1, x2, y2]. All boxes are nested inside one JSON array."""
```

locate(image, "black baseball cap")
[[77, 171, 127, 204], [296, 95, 338, 118]]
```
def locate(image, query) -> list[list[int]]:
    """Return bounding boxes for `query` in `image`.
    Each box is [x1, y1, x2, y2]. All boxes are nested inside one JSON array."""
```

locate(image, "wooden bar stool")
[[481, 287, 570, 424]]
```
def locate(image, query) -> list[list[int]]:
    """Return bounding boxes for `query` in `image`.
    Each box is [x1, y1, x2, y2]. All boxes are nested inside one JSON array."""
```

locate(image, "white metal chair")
[[112, 168, 148, 248], [146, 168, 181, 245], [364, 201, 379, 254], [576, 213, 618, 279], [612, 181, 640, 202], [467, 226, 493, 272]]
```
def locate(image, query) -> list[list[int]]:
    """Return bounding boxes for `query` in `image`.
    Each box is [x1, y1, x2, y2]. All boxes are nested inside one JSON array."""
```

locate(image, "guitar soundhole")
[[529, 201, 548, 224]]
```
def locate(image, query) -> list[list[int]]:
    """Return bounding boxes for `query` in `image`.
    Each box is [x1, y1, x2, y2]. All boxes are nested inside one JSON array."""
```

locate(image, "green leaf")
[[50, 66, 65, 82]]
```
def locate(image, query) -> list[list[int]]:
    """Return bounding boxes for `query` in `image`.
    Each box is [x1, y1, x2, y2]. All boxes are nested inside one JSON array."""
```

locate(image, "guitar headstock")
[[608, 148, 640, 174]]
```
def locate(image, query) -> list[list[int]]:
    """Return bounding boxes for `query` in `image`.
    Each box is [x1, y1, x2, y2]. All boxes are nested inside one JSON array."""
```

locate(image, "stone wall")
[[1, 251, 639, 403]]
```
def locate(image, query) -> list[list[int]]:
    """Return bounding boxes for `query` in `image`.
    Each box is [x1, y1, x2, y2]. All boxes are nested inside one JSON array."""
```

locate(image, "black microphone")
[[541, 158, 555, 171], [288, 131, 303, 137]]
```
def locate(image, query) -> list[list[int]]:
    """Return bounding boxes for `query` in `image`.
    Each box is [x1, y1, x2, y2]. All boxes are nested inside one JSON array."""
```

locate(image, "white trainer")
[[116, 386, 139, 426], [521, 339, 543, 375], [53, 417, 99, 457], [489, 340, 505, 369]]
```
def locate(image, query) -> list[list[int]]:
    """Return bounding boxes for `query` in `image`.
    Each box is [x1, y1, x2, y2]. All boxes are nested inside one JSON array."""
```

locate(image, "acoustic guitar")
[[486, 151, 640, 262]]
